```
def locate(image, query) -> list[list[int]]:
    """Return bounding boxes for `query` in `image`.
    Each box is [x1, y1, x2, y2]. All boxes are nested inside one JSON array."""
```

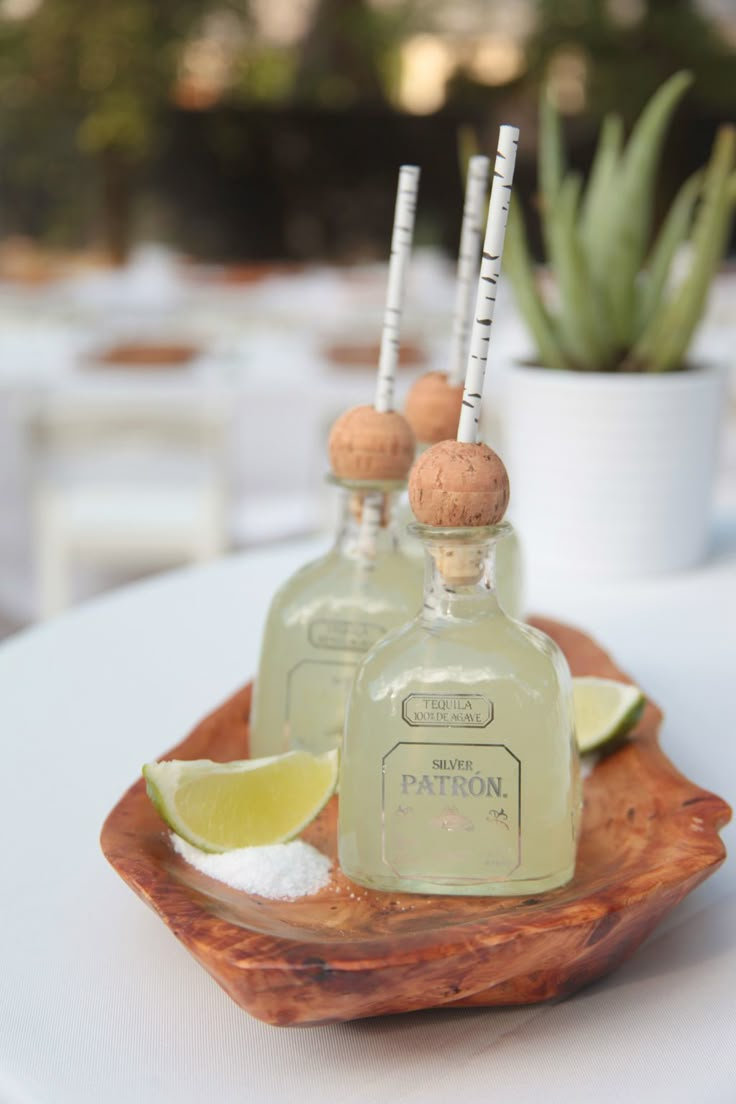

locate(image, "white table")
[[1, 524, 734, 1104]]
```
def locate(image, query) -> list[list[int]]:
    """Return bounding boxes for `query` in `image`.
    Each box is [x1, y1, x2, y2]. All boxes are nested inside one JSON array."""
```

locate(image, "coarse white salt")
[[171, 834, 332, 900]]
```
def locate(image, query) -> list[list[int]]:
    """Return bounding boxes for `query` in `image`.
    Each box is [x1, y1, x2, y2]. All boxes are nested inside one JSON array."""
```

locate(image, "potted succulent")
[[503, 71, 735, 577]]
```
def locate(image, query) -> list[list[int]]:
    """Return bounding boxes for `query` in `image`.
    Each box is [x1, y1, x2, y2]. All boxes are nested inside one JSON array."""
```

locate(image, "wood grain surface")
[[100, 618, 730, 1026]]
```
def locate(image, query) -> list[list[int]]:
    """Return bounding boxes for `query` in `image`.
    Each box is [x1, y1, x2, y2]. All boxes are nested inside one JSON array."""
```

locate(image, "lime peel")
[[573, 676, 646, 755]]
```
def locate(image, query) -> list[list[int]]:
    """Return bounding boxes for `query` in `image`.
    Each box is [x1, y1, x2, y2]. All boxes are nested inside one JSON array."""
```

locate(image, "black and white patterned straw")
[[374, 164, 421, 413], [447, 155, 491, 387], [358, 164, 420, 559], [456, 125, 519, 444]]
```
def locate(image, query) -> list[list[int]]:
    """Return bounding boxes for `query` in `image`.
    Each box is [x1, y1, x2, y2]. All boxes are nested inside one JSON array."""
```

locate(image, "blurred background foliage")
[[0, 0, 734, 262]]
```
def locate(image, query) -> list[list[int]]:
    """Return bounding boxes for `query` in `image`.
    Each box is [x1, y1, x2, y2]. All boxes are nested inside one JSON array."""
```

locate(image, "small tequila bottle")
[[338, 443, 580, 895], [250, 476, 422, 759]]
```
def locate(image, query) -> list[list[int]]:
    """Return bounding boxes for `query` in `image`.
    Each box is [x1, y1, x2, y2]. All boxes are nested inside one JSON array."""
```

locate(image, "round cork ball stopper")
[[409, 440, 510, 527], [328, 405, 415, 481], [404, 371, 464, 444]]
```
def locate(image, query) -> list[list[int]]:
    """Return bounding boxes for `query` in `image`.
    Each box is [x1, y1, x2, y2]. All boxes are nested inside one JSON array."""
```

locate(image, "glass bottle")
[[397, 450, 525, 620], [250, 479, 422, 759], [338, 521, 580, 896]]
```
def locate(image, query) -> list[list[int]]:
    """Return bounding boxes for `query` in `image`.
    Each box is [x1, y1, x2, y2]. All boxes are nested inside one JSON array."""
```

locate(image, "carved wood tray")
[[100, 619, 730, 1027]]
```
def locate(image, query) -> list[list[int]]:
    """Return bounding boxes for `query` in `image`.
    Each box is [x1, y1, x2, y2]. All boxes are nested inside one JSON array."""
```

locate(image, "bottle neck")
[[415, 524, 508, 623], [333, 482, 403, 561]]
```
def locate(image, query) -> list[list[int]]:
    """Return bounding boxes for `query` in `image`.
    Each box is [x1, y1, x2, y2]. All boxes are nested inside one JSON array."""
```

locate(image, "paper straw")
[[447, 155, 491, 386], [356, 165, 420, 562], [374, 164, 421, 413], [456, 125, 519, 444]]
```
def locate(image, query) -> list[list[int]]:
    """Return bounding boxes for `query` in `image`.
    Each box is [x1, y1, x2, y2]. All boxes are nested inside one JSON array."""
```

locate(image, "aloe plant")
[[504, 72, 736, 372]]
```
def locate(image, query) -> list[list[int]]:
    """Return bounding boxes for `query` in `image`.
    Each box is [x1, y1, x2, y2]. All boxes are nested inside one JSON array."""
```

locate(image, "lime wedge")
[[573, 677, 646, 755], [142, 750, 339, 853]]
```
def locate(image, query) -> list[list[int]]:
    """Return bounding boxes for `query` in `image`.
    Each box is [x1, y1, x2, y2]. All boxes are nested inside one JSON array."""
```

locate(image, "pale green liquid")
[[339, 589, 580, 895], [250, 544, 422, 758]]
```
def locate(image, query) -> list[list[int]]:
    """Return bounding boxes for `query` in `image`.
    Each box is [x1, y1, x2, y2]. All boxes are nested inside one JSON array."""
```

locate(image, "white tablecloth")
[[1, 513, 734, 1103]]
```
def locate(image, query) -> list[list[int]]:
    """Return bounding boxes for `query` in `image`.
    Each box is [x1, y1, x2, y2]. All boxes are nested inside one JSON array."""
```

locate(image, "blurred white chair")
[[28, 391, 230, 618]]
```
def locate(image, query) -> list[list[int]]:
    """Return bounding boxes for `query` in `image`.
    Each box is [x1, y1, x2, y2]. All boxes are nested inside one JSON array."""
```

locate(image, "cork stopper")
[[404, 371, 464, 444], [409, 440, 509, 527], [329, 404, 415, 482]]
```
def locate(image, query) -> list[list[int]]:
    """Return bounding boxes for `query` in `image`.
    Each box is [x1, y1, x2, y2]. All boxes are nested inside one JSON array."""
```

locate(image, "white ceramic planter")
[[503, 363, 726, 578]]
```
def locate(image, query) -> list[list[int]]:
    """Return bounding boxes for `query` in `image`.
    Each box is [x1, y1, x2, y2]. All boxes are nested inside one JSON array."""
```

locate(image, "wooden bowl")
[[323, 340, 426, 370], [100, 619, 730, 1027], [92, 342, 200, 368], [208, 262, 306, 286]]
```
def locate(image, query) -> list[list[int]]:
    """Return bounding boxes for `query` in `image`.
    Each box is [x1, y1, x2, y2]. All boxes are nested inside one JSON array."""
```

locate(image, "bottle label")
[[308, 619, 387, 652], [402, 693, 493, 728], [381, 741, 521, 881]]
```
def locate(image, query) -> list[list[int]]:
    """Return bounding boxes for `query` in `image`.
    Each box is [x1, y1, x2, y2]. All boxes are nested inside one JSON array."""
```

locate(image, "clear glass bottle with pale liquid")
[[338, 443, 580, 896], [250, 478, 421, 759]]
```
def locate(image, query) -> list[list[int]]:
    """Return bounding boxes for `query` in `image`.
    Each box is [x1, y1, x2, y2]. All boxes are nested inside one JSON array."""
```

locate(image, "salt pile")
[[171, 834, 332, 900]]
